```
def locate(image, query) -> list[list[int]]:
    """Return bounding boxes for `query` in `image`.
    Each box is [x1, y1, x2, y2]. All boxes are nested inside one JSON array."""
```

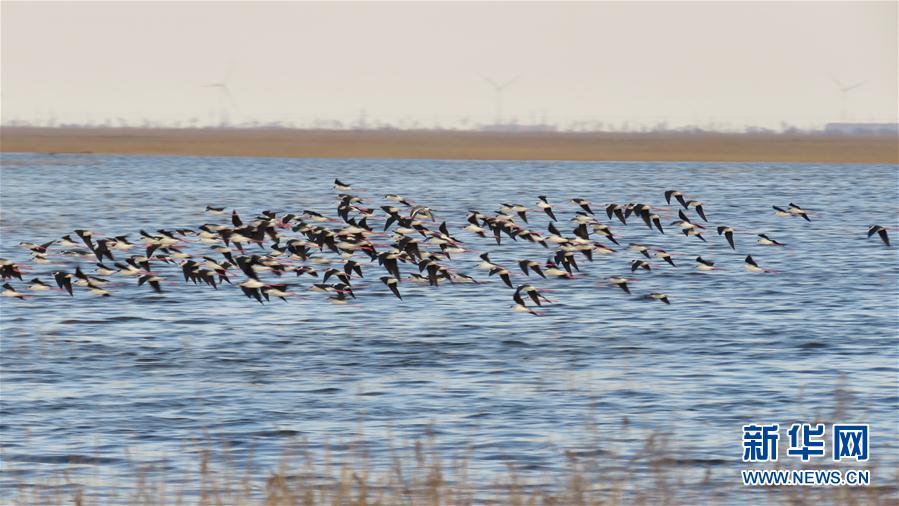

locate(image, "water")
[[1, 153, 897, 502]]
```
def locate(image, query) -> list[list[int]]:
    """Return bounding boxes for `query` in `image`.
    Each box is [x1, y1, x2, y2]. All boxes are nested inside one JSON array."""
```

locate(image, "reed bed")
[[3, 378, 894, 504], [4, 425, 895, 506]]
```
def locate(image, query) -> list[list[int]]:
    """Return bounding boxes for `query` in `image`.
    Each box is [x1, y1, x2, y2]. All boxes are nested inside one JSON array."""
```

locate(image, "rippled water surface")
[[1, 154, 897, 501]]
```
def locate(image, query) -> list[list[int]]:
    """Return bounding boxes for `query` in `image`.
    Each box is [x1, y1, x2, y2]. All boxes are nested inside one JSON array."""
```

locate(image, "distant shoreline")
[[1, 127, 896, 164]]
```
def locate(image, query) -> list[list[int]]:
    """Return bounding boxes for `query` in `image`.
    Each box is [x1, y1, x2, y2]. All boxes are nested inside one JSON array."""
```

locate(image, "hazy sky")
[[2, 1, 896, 129]]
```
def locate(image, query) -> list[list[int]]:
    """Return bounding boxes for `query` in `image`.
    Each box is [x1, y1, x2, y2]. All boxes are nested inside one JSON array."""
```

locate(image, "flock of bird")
[[1, 178, 893, 315]]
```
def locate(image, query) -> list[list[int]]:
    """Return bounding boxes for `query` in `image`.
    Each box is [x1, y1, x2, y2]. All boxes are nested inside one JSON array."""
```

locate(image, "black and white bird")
[[410, 205, 435, 221], [380, 276, 402, 300], [757, 233, 786, 247], [606, 204, 627, 225], [867, 225, 890, 247], [744, 255, 769, 273], [74, 229, 98, 251], [788, 203, 811, 222], [95, 263, 118, 276], [772, 206, 792, 218], [685, 200, 708, 222], [664, 190, 688, 208], [501, 203, 530, 223], [478, 252, 501, 271], [2, 283, 26, 299], [544, 259, 574, 279], [53, 271, 74, 296], [111, 235, 136, 251], [512, 288, 542, 316], [695, 256, 717, 271], [647, 213, 665, 234], [31, 252, 51, 264], [607, 276, 630, 294], [488, 267, 514, 288], [89, 286, 111, 297], [262, 284, 294, 302], [516, 284, 552, 307], [334, 179, 352, 192], [717, 226, 736, 250], [628, 243, 651, 259], [518, 259, 545, 278], [682, 227, 706, 242], [654, 249, 677, 267], [58, 235, 80, 248], [648, 292, 670, 304], [571, 198, 594, 215], [385, 194, 414, 206], [138, 274, 163, 293], [19, 240, 54, 254], [239, 279, 265, 303], [672, 210, 704, 237], [598, 229, 622, 248], [631, 259, 652, 272], [27, 278, 52, 291], [537, 196, 557, 221]]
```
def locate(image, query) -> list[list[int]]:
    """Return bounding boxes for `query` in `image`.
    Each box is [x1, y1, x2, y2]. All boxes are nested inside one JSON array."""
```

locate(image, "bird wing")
[[695, 205, 707, 222]]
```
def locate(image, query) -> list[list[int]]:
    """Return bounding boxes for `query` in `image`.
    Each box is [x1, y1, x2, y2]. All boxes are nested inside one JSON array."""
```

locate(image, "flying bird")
[[788, 203, 811, 222], [53, 271, 74, 296], [631, 259, 652, 272], [648, 292, 670, 304], [512, 288, 542, 316], [664, 190, 688, 208], [695, 257, 717, 271], [685, 200, 708, 222], [607, 276, 630, 294], [744, 255, 770, 273], [537, 196, 557, 221], [654, 249, 677, 267], [717, 226, 736, 250], [571, 198, 594, 215], [867, 225, 890, 247], [772, 206, 791, 218], [757, 234, 786, 247], [380, 276, 403, 300]]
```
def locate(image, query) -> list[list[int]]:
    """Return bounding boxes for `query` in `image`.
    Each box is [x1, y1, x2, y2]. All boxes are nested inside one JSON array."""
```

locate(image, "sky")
[[2, 1, 897, 130]]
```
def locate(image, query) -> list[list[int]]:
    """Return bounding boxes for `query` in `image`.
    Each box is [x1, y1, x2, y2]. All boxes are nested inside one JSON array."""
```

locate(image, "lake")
[[1, 153, 897, 503]]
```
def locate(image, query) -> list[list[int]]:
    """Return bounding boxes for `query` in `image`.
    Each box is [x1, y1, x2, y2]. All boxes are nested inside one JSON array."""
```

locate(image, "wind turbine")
[[480, 74, 519, 126], [829, 75, 864, 121], [203, 66, 236, 126]]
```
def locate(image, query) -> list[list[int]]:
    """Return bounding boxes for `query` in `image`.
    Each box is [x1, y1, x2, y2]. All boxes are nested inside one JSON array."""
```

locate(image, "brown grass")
[[2, 127, 897, 164], [4, 427, 895, 505]]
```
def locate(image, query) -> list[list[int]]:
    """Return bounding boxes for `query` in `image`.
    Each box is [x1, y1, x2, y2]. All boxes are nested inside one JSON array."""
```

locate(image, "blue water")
[[1, 153, 897, 502]]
